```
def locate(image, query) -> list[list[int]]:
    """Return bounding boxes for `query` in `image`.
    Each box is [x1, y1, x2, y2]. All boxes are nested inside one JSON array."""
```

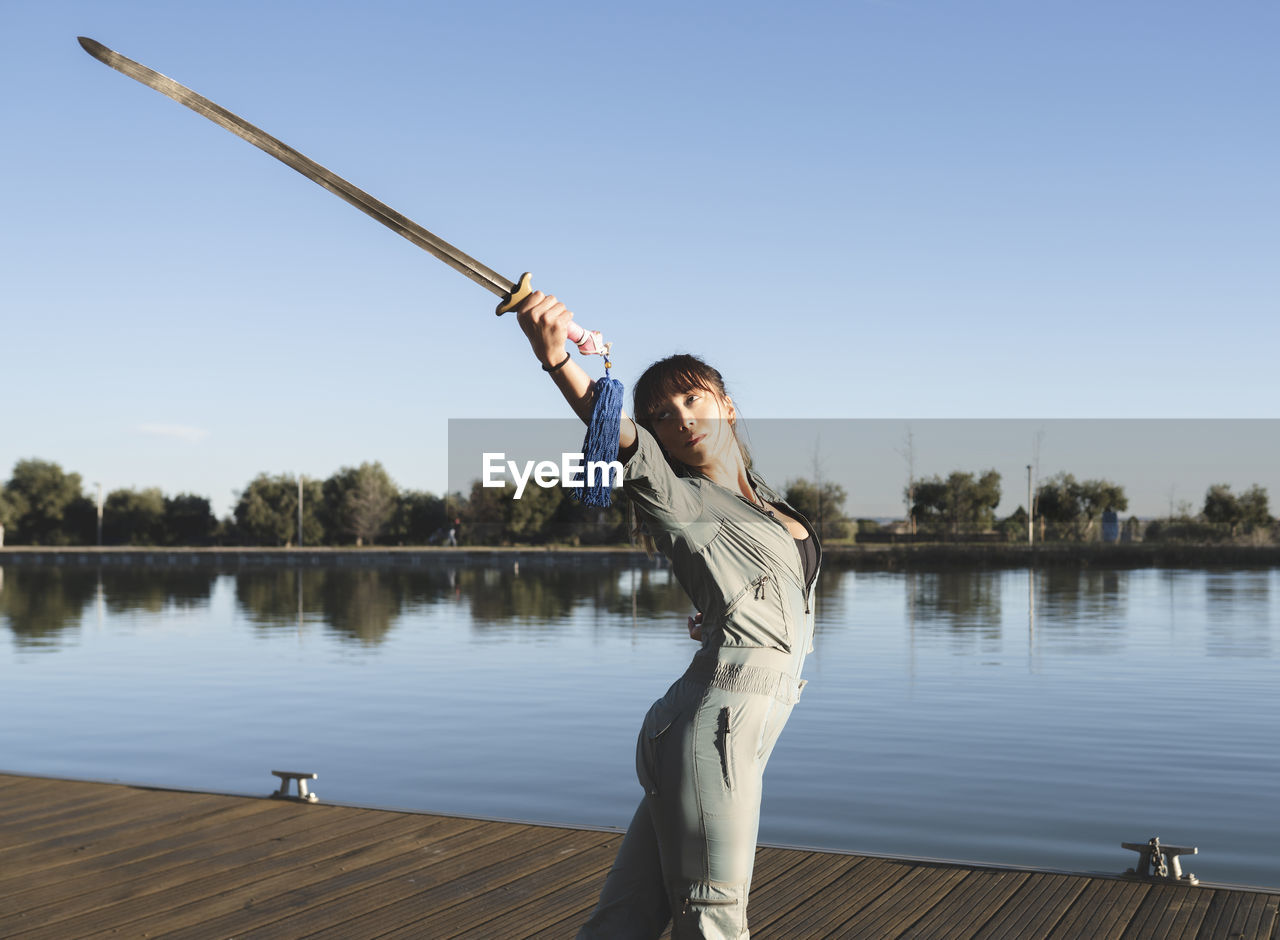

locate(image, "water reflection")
[[230, 561, 697, 644], [0, 558, 863, 652], [4, 562, 1274, 662], [0, 567, 225, 649], [236, 569, 422, 644], [1204, 570, 1272, 658], [101, 569, 217, 615], [1034, 569, 1130, 655], [0, 567, 98, 647], [908, 571, 1003, 639], [892, 568, 1138, 656]]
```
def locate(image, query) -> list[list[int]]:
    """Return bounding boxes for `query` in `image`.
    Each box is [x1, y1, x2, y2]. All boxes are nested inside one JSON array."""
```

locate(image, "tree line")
[[0, 459, 452, 547], [0, 458, 1273, 546], [888, 469, 1274, 543], [0, 458, 633, 547]]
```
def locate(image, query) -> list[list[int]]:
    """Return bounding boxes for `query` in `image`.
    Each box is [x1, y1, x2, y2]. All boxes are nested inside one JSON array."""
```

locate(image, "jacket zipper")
[[738, 496, 815, 613], [722, 574, 770, 620]]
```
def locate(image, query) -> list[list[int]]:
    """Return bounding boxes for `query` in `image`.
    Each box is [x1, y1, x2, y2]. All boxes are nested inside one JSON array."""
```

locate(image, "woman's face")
[[649, 385, 737, 469]]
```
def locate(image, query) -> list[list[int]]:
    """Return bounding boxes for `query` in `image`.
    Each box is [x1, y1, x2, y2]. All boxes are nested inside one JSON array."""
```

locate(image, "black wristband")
[[541, 352, 571, 373]]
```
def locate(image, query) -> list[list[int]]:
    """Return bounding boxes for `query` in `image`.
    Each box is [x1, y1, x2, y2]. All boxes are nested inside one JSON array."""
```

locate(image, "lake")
[[1, 558, 1276, 889]]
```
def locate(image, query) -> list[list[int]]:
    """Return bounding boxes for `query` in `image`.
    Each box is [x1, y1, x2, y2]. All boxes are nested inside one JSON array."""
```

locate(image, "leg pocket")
[[714, 707, 735, 792], [672, 879, 747, 940]]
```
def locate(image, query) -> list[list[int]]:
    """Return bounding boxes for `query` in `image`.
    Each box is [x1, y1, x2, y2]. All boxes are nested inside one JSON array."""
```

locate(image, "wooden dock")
[[1, 773, 1276, 939]]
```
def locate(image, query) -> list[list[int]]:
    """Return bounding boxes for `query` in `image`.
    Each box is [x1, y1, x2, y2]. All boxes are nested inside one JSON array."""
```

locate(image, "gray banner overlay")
[[448, 419, 1280, 519]]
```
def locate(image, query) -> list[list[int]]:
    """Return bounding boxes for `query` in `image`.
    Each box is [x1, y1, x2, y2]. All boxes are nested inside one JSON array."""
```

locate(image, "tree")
[[321, 463, 398, 545], [103, 487, 166, 545], [452, 478, 563, 544], [393, 490, 447, 544], [997, 506, 1029, 542], [1075, 479, 1128, 540], [460, 479, 511, 545], [1204, 483, 1271, 537], [506, 481, 564, 542], [3, 459, 85, 545], [1036, 473, 1128, 541], [62, 495, 98, 544], [0, 489, 15, 531], [164, 493, 218, 546], [784, 478, 853, 541], [1239, 484, 1272, 532], [233, 474, 322, 546], [911, 470, 1002, 537]]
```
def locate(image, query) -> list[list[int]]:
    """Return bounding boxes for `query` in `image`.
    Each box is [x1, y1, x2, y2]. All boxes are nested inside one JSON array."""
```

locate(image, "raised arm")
[[512, 290, 638, 460]]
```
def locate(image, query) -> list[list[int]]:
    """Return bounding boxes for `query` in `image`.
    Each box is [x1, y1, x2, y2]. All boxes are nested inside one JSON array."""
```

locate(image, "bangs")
[[632, 357, 724, 425]]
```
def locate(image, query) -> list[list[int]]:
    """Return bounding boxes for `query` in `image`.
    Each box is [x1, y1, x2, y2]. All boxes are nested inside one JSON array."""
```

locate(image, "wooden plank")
[[1049, 878, 1149, 939], [0, 801, 393, 930], [1121, 882, 1213, 939], [1249, 892, 1280, 940], [159, 819, 542, 939], [767, 856, 919, 936], [2, 803, 325, 917], [1197, 888, 1280, 940], [0, 795, 272, 880], [1197, 890, 1246, 940], [899, 868, 1033, 939], [833, 863, 971, 937], [0, 786, 147, 837], [973, 872, 1090, 940], [750, 851, 868, 930], [7, 805, 402, 940], [0, 781, 227, 835], [514, 843, 819, 940], [298, 826, 613, 940], [448, 839, 621, 939], [64, 812, 461, 940], [3, 775, 1278, 940], [0, 778, 132, 818], [0, 797, 288, 895], [0, 789, 247, 864], [389, 837, 623, 938]]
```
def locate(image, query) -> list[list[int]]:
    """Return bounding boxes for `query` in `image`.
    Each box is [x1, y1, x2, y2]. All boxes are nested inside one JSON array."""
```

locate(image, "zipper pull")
[[754, 574, 769, 599]]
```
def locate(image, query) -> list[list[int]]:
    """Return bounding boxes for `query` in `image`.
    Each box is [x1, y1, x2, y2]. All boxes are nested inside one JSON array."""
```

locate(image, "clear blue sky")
[[3, 1, 1277, 518]]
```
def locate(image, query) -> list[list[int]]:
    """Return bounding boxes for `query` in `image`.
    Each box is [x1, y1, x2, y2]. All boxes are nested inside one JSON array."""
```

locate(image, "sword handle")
[[496, 272, 610, 357]]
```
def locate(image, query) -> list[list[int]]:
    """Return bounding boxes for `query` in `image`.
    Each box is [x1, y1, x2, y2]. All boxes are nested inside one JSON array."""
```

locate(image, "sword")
[[77, 36, 609, 358]]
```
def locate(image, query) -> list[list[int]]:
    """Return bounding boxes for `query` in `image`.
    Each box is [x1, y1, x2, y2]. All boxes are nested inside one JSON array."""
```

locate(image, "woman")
[[514, 290, 820, 940]]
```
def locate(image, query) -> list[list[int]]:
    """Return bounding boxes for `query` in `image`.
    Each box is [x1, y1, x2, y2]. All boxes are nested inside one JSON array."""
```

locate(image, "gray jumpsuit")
[[579, 423, 821, 940]]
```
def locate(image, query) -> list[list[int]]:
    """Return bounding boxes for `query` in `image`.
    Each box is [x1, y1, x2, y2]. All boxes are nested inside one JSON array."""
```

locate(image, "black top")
[[795, 534, 819, 591]]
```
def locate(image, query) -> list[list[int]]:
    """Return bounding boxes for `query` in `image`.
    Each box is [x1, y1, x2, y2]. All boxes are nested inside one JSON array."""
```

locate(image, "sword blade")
[[78, 36, 514, 298]]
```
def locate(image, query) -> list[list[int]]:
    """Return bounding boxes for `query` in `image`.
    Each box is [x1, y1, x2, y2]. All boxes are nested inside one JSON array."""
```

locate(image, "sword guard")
[[495, 271, 534, 316], [497, 272, 610, 358]]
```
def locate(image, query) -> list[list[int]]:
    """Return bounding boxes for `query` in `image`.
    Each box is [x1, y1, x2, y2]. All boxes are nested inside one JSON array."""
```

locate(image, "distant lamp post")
[[96, 482, 104, 547], [297, 475, 304, 548], [1026, 466, 1033, 545]]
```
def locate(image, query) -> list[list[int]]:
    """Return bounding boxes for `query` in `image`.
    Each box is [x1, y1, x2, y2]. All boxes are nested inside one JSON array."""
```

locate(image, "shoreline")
[[3, 542, 1278, 570]]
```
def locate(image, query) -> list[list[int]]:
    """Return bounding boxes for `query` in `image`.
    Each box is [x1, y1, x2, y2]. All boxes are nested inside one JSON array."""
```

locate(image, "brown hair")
[[632, 354, 748, 468], [628, 355, 750, 553]]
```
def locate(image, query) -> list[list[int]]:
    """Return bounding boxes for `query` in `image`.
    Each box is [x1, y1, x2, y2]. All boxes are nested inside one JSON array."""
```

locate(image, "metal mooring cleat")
[[270, 770, 319, 803], [1122, 836, 1198, 885]]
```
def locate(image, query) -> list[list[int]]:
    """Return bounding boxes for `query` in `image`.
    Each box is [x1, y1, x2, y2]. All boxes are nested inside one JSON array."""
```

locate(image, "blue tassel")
[[574, 370, 625, 507]]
